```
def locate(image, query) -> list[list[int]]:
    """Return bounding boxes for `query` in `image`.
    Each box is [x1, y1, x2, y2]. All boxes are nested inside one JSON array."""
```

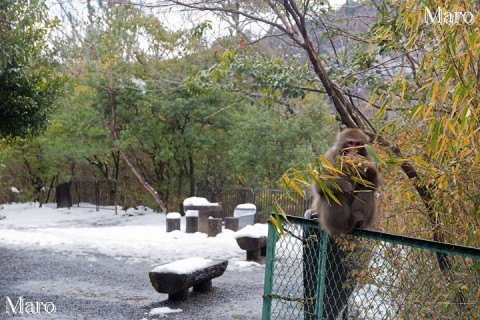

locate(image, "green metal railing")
[[262, 215, 480, 319]]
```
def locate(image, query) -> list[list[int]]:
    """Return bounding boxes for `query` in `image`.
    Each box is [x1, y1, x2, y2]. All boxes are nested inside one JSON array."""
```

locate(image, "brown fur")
[[312, 128, 381, 235]]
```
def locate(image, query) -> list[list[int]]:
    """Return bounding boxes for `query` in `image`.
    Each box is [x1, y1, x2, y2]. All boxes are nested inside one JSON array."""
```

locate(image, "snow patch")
[[233, 260, 262, 269], [0, 203, 261, 273], [185, 210, 198, 217], [183, 197, 218, 206], [236, 203, 256, 210], [166, 212, 181, 219], [149, 307, 182, 316], [234, 224, 268, 239], [152, 257, 213, 274]]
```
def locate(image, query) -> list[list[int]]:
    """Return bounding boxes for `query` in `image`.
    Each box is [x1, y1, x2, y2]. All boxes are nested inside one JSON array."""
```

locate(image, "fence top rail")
[[208, 187, 294, 193], [75, 179, 116, 182], [62, 179, 116, 184], [279, 215, 480, 258], [254, 188, 293, 193], [214, 187, 254, 191]]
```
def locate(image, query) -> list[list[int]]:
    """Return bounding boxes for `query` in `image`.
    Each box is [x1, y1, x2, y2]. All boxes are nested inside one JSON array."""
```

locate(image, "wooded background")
[[0, 0, 478, 247]]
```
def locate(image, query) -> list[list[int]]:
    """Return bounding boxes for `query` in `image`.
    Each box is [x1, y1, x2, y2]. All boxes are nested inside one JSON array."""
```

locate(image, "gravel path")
[[0, 246, 264, 319]]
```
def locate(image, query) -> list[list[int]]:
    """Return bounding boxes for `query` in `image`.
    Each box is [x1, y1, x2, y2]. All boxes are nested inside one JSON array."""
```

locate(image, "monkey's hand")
[[331, 178, 354, 194], [364, 166, 378, 181], [319, 177, 354, 195], [352, 164, 379, 189]]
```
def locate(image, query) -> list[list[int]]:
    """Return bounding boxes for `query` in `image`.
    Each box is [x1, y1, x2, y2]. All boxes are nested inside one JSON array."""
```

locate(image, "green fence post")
[[262, 220, 278, 320], [303, 223, 321, 320], [315, 231, 329, 319]]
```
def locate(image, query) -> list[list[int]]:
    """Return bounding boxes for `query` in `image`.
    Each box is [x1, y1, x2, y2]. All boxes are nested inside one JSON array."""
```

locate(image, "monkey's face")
[[342, 139, 367, 157]]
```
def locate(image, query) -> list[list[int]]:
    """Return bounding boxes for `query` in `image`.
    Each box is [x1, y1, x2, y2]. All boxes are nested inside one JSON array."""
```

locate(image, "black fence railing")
[[56, 180, 117, 213], [197, 187, 311, 222], [55, 182, 308, 218]]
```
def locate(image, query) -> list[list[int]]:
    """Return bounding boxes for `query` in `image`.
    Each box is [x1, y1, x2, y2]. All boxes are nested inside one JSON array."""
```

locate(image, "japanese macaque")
[[312, 128, 381, 235]]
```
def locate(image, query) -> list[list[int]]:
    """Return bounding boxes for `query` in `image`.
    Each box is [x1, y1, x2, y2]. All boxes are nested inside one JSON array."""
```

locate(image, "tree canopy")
[[0, 0, 64, 138], [0, 0, 334, 212]]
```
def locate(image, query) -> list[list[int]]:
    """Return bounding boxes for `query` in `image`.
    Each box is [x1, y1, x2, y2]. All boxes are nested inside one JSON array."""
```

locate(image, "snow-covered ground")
[[0, 203, 264, 272], [0, 202, 268, 318], [0, 202, 398, 319]]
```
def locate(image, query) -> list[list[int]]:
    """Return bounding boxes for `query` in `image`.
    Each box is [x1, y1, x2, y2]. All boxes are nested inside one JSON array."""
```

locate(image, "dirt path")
[[0, 246, 264, 319]]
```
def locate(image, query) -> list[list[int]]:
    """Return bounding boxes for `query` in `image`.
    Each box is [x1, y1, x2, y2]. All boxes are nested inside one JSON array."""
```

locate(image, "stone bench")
[[234, 224, 268, 261], [149, 258, 228, 301], [236, 236, 267, 261], [183, 205, 223, 233]]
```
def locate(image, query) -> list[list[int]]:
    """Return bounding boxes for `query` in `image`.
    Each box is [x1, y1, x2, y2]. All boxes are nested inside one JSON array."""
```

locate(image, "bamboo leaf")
[[412, 155, 430, 167], [319, 155, 343, 175], [269, 209, 284, 236], [316, 179, 341, 205], [270, 205, 289, 236], [364, 144, 383, 165]]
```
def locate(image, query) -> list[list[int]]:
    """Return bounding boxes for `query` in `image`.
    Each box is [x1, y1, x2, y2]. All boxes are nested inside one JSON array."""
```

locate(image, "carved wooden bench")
[[149, 258, 228, 301]]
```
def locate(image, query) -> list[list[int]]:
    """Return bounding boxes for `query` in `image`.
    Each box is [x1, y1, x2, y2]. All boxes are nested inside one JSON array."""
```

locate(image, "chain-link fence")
[[262, 215, 480, 319]]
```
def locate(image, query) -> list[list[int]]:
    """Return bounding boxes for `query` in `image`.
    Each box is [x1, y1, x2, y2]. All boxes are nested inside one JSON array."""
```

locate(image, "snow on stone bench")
[[149, 257, 228, 301], [166, 212, 181, 232], [234, 224, 268, 261], [183, 197, 223, 233], [233, 203, 256, 229]]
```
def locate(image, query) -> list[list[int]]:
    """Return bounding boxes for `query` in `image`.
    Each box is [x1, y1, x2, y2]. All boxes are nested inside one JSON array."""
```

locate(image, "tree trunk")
[[276, 0, 445, 241], [117, 143, 167, 212], [107, 78, 167, 212], [112, 151, 120, 181], [44, 175, 57, 204], [189, 151, 195, 196]]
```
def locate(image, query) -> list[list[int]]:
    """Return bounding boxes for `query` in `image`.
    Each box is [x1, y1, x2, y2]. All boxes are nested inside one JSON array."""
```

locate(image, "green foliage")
[[0, 0, 64, 138], [0, 1, 337, 211], [228, 101, 335, 186], [190, 20, 213, 40], [186, 49, 314, 105]]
